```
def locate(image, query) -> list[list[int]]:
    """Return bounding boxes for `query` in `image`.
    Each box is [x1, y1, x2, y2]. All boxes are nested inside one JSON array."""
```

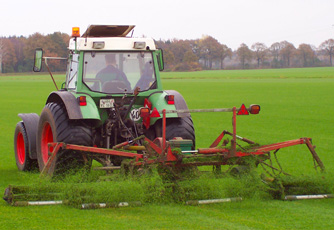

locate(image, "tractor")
[[14, 25, 195, 175]]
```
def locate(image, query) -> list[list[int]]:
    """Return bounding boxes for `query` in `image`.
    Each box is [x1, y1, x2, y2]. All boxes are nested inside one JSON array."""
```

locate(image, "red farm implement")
[[41, 104, 325, 177], [4, 104, 327, 207]]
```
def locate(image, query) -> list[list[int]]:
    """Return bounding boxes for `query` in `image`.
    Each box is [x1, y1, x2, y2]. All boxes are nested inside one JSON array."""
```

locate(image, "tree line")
[[156, 37, 334, 71], [0, 32, 333, 73], [0, 32, 69, 73]]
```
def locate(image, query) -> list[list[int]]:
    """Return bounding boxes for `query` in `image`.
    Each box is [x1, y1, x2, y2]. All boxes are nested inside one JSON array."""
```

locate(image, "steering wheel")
[[102, 80, 130, 93]]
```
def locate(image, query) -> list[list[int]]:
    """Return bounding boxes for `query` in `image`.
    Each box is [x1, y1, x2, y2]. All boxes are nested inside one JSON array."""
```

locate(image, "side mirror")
[[33, 48, 43, 72], [156, 49, 164, 71]]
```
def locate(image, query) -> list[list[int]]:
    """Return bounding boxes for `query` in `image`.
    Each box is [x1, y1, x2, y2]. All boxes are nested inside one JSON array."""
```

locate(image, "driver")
[[95, 54, 131, 92], [135, 61, 154, 90]]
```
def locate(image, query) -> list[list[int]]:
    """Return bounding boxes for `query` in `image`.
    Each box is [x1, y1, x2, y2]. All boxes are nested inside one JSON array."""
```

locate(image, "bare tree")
[[251, 42, 268, 68], [237, 43, 252, 69], [183, 50, 198, 63], [199, 35, 222, 69], [219, 44, 232, 69], [319, 39, 334, 66], [270, 42, 281, 61], [279, 41, 295, 67], [163, 48, 175, 69], [297, 44, 316, 67], [0, 38, 5, 73]]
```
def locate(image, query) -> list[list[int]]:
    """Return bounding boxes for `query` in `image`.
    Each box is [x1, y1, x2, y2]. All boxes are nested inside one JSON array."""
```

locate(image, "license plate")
[[100, 99, 115, 108]]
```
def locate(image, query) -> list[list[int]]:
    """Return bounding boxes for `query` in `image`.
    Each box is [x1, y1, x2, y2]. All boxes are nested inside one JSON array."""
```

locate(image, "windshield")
[[83, 52, 156, 94]]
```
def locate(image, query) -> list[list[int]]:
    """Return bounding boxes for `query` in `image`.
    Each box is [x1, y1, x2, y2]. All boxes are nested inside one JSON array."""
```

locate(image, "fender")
[[18, 113, 39, 159], [164, 90, 191, 117], [46, 91, 101, 122], [46, 91, 83, 119], [147, 90, 190, 126], [147, 91, 177, 120], [147, 90, 190, 117]]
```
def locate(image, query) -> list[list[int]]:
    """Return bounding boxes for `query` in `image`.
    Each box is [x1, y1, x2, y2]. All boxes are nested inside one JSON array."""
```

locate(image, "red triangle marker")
[[150, 107, 161, 118], [237, 104, 249, 115]]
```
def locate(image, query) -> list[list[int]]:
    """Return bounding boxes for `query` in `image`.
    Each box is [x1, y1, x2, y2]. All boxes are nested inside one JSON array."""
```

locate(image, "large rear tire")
[[14, 122, 38, 171], [155, 116, 195, 149], [37, 102, 93, 176], [154, 116, 197, 180]]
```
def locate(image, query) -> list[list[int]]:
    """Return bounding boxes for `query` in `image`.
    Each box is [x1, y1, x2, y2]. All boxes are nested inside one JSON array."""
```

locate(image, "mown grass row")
[[5, 164, 334, 209]]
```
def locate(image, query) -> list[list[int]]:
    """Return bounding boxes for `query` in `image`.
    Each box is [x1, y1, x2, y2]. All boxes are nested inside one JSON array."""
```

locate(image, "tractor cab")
[[79, 51, 156, 94], [65, 25, 164, 95]]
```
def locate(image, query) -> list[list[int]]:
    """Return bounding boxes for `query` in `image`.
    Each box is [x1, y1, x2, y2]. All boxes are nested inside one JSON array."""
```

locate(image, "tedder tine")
[[304, 138, 325, 172]]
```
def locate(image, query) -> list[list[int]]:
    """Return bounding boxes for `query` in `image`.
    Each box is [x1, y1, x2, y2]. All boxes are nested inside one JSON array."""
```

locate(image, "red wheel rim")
[[16, 132, 26, 165], [41, 122, 53, 164]]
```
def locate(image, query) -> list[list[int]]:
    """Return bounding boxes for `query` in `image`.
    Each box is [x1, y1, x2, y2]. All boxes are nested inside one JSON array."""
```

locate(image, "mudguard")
[[148, 90, 190, 116], [164, 90, 191, 117], [46, 91, 101, 122], [147, 90, 190, 126], [46, 91, 83, 119], [18, 113, 39, 159]]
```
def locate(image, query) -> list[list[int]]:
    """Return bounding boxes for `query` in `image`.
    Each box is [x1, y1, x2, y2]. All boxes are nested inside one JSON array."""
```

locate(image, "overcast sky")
[[2, 0, 334, 50]]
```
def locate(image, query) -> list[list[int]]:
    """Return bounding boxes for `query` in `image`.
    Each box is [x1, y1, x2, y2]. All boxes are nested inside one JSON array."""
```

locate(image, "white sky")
[[2, 0, 334, 50]]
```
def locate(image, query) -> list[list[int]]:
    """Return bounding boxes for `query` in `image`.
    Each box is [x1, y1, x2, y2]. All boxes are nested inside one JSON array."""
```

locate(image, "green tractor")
[[14, 25, 195, 175]]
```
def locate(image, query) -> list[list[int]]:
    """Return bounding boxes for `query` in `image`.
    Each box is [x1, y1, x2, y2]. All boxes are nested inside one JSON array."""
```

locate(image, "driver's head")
[[105, 54, 116, 66]]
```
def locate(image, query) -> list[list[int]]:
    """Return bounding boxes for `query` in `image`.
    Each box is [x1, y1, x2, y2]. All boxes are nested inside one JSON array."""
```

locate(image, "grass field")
[[0, 67, 334, 229]]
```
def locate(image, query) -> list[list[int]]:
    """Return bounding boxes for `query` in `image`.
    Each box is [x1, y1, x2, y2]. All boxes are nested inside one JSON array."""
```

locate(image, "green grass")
[[1, 68, 334, 229], [160, 67, 334, 79]]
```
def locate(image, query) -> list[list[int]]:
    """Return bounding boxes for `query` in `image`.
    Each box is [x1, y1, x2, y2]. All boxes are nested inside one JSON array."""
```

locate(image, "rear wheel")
[[14, 122, 38, 171], [155, 116, 197, 180], [37, 102, 93, 176], [155, 116, 195, 148]]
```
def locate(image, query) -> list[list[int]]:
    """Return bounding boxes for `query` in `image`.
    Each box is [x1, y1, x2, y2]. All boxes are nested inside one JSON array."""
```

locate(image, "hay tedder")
[[40, 104, 325, 178], [7, 25, 326, 207]]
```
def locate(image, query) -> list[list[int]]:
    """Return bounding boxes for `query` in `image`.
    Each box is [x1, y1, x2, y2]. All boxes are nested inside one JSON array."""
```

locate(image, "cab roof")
[[69, 25, 156, 51], [82, 25, 135, 37]]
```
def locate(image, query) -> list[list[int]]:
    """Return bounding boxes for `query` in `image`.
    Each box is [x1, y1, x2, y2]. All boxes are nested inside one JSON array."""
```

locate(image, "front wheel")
[[37, 102, 93, 176], [14, 122, 38, 171]]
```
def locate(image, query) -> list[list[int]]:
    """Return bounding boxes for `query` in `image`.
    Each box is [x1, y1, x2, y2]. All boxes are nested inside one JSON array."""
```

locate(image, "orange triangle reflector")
[[237, 104, 249, 115], [150, 107, 161, 118]]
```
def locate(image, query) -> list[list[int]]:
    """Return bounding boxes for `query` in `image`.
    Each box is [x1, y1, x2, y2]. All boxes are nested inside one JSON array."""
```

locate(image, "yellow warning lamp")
[[72, 27, 80, 37]]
